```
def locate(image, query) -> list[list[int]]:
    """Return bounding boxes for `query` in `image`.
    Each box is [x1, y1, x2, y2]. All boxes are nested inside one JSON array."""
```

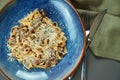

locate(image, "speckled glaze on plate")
[[0, 0, 86, 80]]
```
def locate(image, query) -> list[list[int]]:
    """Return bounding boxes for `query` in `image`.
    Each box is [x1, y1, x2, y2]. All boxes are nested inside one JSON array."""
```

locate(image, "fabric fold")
[[70, 0, 120, 61], [90, 14, 120, 61]]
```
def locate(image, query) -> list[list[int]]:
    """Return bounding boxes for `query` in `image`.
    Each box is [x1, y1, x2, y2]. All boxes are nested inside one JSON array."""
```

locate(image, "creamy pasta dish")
[[7, 9, 67, 69]]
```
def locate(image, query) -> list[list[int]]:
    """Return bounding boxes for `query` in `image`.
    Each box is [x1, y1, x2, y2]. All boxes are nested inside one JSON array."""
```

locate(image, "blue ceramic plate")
[[0, 0, 86, 80]]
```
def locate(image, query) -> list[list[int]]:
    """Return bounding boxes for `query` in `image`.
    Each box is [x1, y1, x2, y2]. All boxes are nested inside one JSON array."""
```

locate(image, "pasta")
[[7, 9, 67, 69]]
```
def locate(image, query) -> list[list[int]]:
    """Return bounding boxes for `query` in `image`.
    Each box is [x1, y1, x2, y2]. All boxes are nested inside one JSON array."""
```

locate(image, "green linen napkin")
[[0, 0, 9, 9], [89, 14, 120, 60], [70, 0, 120, 61]]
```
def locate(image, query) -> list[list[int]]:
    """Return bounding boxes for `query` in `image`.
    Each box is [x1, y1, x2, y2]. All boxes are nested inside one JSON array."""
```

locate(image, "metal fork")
[[81, 9, 107, 80], [68, 9, 107, 80]]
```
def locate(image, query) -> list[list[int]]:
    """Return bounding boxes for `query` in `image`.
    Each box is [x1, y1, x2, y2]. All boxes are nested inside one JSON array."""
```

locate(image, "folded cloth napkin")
[[70, 0, 120, 61], [89, 14, 120, 61]]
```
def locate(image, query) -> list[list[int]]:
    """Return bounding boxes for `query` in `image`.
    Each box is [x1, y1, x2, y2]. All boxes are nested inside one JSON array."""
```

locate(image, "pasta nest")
[[7, 9, 67, 69]]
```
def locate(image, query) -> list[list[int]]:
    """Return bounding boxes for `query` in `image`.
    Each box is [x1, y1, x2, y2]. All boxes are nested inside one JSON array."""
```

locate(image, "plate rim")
[[63, 0, 86, 80]]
